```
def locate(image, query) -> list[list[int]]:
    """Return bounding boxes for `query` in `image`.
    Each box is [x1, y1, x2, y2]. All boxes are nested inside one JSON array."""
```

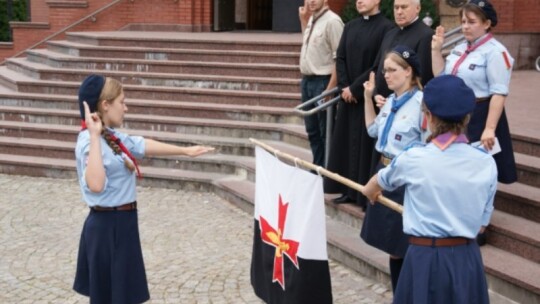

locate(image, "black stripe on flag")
[[250, 219, 332, 304]]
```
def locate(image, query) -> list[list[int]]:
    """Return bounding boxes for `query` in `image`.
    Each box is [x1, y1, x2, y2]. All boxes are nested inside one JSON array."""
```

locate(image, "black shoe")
[[476, 232, 487, 246], [333, 194, 355, 204]]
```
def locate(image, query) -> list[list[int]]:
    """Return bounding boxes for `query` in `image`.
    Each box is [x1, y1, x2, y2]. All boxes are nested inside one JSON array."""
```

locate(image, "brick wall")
[[491, 0, 540, 33], [30, 0, 49, 23], [1, 0, 214, 62], [3, 0, 538, 66]]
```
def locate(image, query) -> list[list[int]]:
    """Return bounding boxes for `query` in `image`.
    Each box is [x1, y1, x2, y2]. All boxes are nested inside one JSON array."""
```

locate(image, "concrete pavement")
[[0, 174, 393, 303]]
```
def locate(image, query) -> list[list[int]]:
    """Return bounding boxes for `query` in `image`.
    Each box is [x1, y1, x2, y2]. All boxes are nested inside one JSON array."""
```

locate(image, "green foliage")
[[0, 0, 28, 42], [341, 0, 439, 28]]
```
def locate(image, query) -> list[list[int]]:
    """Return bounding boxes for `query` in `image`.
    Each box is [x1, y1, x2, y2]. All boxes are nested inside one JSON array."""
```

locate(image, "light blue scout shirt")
[[443, 34, 514, 98], [377, 134, 497, 239], [367, 90, 424, 158], [75, 128, 145, 207]]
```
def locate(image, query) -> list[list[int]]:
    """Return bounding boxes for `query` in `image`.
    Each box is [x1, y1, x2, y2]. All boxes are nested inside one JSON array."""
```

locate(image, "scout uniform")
[[73, 75, 150, 304], [442, 0, 516, 184], [377, 75, 496, 304], [360, 46, 425, 292]]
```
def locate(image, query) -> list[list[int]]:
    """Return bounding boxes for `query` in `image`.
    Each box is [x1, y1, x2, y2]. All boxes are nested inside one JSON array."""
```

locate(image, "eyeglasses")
[[382, 67, 398, 74]]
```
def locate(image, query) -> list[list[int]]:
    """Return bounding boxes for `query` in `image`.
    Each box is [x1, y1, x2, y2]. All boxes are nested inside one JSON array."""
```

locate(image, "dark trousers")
[[301, 75, 331, 167]]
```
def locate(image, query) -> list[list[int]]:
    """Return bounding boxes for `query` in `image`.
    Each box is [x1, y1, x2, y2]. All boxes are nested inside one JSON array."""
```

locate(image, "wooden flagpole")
[[250, 138, 403, 214]]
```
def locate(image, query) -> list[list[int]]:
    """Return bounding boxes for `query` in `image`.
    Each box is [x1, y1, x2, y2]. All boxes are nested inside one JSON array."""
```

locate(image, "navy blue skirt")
[[393, 241, 489, 304], [468, 99, 517, 184], [73, 209, 150, 304], [360, 161, 409, 258]]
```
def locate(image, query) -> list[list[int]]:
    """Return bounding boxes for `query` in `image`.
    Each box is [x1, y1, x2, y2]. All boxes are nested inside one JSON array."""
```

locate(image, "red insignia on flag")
[[259, 194, 300, 289], [502, 51, 511, 70]]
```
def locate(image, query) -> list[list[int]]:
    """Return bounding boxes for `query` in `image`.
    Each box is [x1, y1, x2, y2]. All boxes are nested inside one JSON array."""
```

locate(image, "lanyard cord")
[[451, 33, 493, 75]]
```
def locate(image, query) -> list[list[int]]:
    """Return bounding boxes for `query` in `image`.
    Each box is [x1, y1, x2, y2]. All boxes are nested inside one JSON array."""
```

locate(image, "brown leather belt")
[[380, 155, 393, 166], [476, 97, 490, 103], [91, 202, 137, 212], [409, 236, 471, 247]]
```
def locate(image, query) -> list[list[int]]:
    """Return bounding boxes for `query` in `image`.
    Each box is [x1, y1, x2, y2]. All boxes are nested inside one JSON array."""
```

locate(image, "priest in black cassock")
[[324, 0, 394, 208], [360, 0, 435, 293], [373, 0, 434, 99]]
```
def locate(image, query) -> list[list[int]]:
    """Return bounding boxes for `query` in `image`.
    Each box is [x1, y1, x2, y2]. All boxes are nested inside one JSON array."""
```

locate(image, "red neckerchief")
[[80, 120, 142, 178], [432, 132, 469, 151], [451, 33, 493, 75]]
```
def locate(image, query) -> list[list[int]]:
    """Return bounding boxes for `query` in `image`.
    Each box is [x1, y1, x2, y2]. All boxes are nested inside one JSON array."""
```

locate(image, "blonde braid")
[[101, 127, 136, 172], [97, 77, 135, 172]]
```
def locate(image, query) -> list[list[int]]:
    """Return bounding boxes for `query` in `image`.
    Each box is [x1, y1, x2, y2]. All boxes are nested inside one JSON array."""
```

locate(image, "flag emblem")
[[259, 194, 300, 289]]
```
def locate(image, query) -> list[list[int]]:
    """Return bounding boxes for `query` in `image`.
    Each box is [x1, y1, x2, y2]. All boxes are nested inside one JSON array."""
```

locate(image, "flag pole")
[[250, 138, 403, 214]]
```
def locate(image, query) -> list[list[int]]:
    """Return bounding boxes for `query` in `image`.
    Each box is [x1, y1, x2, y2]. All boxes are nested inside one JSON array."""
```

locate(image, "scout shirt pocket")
[[461, 53, 488, 89], [390, 117, 419, 151]]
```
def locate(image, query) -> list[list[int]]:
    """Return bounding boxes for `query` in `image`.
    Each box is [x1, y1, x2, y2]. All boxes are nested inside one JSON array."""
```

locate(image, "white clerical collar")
[[399, 16, 419, 30], [362, 11, 380, 20]]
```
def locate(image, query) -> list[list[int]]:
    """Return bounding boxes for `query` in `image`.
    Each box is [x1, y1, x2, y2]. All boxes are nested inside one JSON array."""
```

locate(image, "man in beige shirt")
[[299, 0, 343, 167]]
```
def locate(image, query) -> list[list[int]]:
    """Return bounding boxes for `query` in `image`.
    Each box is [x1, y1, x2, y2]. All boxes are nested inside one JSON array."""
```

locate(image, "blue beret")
[[424, 75, 475, 122], [78, 74, 105, 120], [468, 0, 498, 27], [390, 45, 421, 78]]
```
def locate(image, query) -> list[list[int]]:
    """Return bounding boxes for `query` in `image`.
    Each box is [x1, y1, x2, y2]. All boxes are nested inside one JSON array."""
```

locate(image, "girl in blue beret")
[[361, 45, 425, 293], [431, 0, 516, 246], [362, 75, 495, 304], [73, 75, 214, 304], [431, 0, 516, 184]]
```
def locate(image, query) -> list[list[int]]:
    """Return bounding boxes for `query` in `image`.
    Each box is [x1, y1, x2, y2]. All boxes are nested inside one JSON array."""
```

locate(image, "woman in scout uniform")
[[362, 75, 496, 304], [360, 45, 425, 293], [431, 0, 516, 185], [73, 75, 214, 304]]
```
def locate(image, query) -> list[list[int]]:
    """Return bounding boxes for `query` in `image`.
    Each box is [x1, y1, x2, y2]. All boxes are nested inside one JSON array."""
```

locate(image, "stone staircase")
[[0, 31, 538, 304]]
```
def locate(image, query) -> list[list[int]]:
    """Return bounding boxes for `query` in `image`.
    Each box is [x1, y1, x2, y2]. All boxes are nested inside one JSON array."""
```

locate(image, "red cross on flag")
[[251, 146, 332, 304]]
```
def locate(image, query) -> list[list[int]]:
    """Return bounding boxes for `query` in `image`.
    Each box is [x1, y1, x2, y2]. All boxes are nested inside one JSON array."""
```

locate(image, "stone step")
[[0, 105, 308, 148], [321, 195, 540, 264], [481, 245, 540, 304], [216, 178, 540, 304], [512, 133, 540, 158], [0, 136, 254, 180], [0, 120, 311, 159], [515, 152, 540, 188], [0, 88, 303, 125], [0, 153, 232, 193], [496, 182, 540, 222], [26, 49, 302, 79], [66, 32, 302, 53], [0, 135, 314, 182], [0, 66, 300, 107], [47, 40, 301, 65], [487, 210, 540, 263], [7, 57, 300, 93]]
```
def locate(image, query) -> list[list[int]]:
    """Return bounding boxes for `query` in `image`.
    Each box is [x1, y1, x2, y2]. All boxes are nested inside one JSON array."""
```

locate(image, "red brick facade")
[[491, 0, 540, 33], [1, 0, 538, 66], [1, 0, 213, 61]]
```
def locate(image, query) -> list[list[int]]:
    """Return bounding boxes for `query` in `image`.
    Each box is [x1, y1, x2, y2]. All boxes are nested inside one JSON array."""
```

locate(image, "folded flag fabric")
[[251, 146, 332, 304]]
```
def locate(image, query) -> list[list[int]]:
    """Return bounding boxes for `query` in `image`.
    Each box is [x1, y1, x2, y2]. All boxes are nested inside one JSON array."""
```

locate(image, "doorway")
[[214, 0, 302, 32], [247, 0, 272, 30]]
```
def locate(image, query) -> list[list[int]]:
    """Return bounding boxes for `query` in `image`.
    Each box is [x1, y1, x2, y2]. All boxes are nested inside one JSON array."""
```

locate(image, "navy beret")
[[423, 75, 475, 122], [468, 0, 498, 27], [391, 45, 421, 78], [78, 74, 105, 120]]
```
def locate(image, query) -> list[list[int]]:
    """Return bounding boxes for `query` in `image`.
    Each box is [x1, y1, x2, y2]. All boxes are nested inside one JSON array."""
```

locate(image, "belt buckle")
[[381, 155, 392, 166]]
